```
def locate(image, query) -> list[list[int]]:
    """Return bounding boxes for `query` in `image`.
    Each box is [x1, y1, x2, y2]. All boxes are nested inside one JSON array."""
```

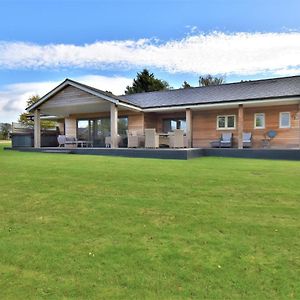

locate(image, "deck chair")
[[169, 129, 184, 148], [220, 132, 233, 148], [243, 132, 252, 148], [145, 128, 159, 148], [57, 135, 66, 147], [127, 131, 144, 148], [105, 135, 122, 148]]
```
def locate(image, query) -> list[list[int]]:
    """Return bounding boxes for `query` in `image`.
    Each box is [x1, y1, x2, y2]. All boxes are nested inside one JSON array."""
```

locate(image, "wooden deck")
[[4, 147, 300, 160]]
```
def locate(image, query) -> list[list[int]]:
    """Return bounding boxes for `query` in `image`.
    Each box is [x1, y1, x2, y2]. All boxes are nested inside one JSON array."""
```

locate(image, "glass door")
[[77, 117, 128, 147], [92, 118, 110, 147]]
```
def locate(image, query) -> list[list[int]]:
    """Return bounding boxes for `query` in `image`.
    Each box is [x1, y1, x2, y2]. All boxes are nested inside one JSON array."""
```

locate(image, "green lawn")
[[0, 142, 299, 299]]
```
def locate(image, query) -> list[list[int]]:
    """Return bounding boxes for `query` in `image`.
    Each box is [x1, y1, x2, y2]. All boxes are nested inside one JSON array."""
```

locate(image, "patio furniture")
[[220, 132, 233, 148], [145, 128, 159, 148], [105, 135, 122, 148], [58, 135, 77, 147], [127, 131, 145, 148], [58, 135, 93, 148], [158, 132, 170, 147], [210, 140, 220, 148], [262, 130, 277, 148], [169, 129, 184, 148], [57, 135, 66, 147], [76, 140, 93, 147], [243, 132, 252, 148]]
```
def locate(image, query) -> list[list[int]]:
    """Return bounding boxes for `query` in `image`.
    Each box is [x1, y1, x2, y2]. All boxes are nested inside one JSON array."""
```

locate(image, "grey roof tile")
[[119, 76, 300, 108]]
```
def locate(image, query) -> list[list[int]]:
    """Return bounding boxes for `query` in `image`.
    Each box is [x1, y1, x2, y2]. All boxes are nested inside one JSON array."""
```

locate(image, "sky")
[[1, 0, 300, 123]]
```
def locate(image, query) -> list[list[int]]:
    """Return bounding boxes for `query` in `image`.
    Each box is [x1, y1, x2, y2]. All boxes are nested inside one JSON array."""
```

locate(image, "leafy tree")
[[19, 95, 56, 128], [125, 69, 170, 94], [199, 75, 225, 86], [0, 123, 11, 140], [182, 81, 192, 89]]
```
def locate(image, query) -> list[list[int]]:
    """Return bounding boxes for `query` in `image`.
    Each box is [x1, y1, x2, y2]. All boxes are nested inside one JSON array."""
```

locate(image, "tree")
[[182, 81, 192, 89], [19, 95, 56, 128], [125, 69, 170, 94], [0, 123, 11, 140], [199, 75, 225, 86]]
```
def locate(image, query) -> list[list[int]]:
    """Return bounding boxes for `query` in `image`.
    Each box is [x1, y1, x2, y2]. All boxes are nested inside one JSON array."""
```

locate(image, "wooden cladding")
[[192, 104, 300, 148], [40, 86, 101, 109]]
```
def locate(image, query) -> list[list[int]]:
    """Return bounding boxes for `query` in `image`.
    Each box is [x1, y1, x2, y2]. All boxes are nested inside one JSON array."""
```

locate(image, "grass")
[[0, 141, 299, 299]]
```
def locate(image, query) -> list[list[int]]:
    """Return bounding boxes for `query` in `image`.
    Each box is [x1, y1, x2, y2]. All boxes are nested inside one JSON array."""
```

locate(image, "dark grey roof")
[[119, 76, 300, 109]]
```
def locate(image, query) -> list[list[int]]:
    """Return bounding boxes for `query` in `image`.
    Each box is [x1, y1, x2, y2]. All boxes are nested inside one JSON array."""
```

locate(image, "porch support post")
[[238, 104, 244, 149], [110, 103, 118, 148], [34, 109, 41, 148], [186, 108, 192, 148]]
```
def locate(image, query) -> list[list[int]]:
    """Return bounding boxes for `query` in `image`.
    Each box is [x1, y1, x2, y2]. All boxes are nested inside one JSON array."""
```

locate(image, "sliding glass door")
[[77, 117, 128, 147]]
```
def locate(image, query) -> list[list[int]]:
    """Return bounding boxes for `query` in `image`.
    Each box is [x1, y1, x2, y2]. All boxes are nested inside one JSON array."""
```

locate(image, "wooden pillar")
[[34, 109, 41, 148], [238, 104, 244, 149], [186, 108, 192, 148], [110, 103, 118, 148]]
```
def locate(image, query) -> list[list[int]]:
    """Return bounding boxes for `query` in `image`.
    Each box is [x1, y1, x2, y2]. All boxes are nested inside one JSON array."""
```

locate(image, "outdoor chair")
[[220, 132, 233, 148], [57, 135, 66, 147], [127, 131, 144, 148], [243, 132, 252, 148], [105, 135, 122, 148], [169, 129, 184, 148], [262, 130, 277, 148], [145, 128, 159, 148]]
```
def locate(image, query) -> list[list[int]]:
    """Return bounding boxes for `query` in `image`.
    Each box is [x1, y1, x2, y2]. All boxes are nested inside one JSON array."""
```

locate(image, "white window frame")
[[279, 112, 291, 128], [216, 115, 236, 130], [254, 113, 265, 129]]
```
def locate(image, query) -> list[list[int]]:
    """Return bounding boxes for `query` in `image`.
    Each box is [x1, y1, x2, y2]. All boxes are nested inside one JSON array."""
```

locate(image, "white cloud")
[[0, 75, 132, 123], [1, 32, 300, 75]]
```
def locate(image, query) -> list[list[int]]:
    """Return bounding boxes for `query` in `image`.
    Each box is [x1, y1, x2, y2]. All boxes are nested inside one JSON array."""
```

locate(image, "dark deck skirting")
[[4, 147, 204, 160], [4, 147, 300, 160]]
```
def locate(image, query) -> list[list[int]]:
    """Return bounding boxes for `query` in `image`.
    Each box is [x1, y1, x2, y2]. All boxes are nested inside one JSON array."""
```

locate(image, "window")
[[217, 115, 236, 129], [254, 113, 265, 129], [279, 112, 291, 128], [163, 118, 186, 133]]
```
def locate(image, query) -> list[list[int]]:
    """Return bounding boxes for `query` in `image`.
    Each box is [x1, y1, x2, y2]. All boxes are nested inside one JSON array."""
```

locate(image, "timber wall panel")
[[128, 113, 144, 134], [192, 104, 300, 148], [40, 86, 102, 109]]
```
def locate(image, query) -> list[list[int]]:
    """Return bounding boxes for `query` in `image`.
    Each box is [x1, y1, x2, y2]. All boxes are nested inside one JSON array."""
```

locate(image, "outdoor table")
[[158, 133, 170, 147]]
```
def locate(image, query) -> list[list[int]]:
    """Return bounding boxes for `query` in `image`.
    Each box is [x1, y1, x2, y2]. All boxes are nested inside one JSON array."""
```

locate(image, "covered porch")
[[29, 80, 143, 149]]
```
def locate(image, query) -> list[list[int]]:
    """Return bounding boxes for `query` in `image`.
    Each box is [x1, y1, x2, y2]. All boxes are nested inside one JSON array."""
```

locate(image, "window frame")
[[279, 112, 291, 128], [254, 113, 265, 129], [216, 115, 236, 130]]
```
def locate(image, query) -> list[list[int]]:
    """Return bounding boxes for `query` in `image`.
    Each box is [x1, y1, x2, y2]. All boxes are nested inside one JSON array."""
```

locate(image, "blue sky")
[[1, 0, 300, 122]]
